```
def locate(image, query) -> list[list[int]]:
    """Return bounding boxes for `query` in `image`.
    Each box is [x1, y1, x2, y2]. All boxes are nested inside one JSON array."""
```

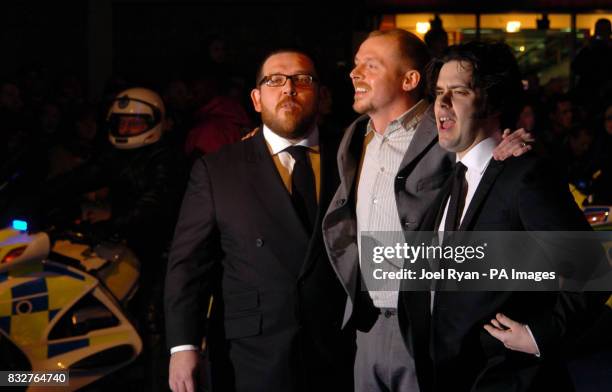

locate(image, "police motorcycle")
[[0, 219, 142, 391]]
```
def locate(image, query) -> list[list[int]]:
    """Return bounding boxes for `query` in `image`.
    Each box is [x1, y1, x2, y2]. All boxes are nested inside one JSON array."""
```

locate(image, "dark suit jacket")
[[399, 154, 606, 392], [322, 108, 454, 330], [165, 129, 354, 392]]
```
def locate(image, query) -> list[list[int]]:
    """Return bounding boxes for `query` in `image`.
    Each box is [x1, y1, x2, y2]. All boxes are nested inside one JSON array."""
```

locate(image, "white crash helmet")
[[107, 87, 165, 149]]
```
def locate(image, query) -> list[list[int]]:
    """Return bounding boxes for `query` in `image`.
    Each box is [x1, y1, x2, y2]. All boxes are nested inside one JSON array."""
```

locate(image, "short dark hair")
[[367, 29, 431, 95], [427, 41, 523, 129], [254, 48, 318, 87]]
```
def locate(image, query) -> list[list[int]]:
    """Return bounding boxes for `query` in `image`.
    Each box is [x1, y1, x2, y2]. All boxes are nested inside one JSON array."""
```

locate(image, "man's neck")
[[369, 97, 420, 134], [457, 122, 499, 160]]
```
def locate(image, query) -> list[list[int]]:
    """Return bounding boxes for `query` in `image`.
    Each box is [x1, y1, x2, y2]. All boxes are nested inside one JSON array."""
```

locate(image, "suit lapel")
[[245, 130, 309, 276], [336, 121, 363, 203], [397, 106, 438, 174], [322, 116, 367, 314], [459, 159, 505, 230]]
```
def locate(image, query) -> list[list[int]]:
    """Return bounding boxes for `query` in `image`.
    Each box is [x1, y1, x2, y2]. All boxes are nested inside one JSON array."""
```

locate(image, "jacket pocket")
[[224, 312, 262, 339], [223, 290, 261, 339], [224, 290, 259, 313]]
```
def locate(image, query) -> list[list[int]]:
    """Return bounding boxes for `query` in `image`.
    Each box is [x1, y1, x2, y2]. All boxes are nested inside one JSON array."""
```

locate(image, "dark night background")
[[1, 1, 611, 391]]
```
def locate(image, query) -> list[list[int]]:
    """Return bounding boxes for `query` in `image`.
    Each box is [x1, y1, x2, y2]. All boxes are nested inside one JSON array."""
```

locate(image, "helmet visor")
[[108, 114, 157, 137]]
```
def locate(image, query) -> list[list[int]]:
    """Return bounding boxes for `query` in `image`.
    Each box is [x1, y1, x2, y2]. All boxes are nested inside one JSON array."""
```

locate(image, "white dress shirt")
[[262, 124, 319, 170], [436, 137, 540, 356], [438, 137, 497, 229]]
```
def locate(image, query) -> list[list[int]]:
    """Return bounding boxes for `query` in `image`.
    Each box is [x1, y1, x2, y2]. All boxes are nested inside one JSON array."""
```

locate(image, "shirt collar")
[[262, 124, 319, 155], [365, 99, 429, 136], [457, 137, 497, 175]]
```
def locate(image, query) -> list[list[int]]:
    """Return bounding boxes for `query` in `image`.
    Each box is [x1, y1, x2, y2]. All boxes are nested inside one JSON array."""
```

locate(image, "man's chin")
[[270, 121, 312, 140], [438, 139, 458, 153], [352, 101, 370, 115]]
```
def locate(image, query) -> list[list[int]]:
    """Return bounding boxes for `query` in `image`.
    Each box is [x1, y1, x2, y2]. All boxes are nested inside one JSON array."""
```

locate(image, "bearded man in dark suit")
[[165, 49, 354, 392]]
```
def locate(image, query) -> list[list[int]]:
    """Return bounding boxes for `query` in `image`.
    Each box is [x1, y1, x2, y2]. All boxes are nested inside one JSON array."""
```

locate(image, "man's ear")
[[250, 88, 262, 113], [402, 70, 421, 92]]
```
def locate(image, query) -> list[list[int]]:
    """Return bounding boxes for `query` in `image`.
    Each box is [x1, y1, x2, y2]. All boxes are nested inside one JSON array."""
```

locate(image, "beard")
[[261, 98, 317, 139]]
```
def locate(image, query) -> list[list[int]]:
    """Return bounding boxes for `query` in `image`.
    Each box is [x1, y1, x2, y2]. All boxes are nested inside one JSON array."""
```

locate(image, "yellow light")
[[416, 22, 431, 34], [506, 21, 521, 33], [519, 45, 525, 52]]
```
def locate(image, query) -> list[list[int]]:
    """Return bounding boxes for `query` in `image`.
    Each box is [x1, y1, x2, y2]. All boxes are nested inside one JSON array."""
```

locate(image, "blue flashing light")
[[12, 220, 28, 231]]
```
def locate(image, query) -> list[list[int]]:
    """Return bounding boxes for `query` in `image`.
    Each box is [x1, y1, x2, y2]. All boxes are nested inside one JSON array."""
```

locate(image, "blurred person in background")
[[0, 79, 45, 210], [566, 124, 598, 198], [183, 75, 252, 160], [163, 77, 194, 147], [541, 94, 574, 158], [424, 15, 449, 59], [516, 99, 540, 135], [46, 103, 103, 179], [590, 102, 612, 204], [572, 18, 612, 116]]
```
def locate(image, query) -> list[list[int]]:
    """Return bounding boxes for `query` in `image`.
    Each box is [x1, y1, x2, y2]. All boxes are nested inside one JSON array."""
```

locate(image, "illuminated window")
[[416, 22, 431, 34], [506, 21, 521, 33]]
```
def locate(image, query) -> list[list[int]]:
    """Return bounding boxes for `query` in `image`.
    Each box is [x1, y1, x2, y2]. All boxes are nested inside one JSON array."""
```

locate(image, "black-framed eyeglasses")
[[258, 74, 317, 88]]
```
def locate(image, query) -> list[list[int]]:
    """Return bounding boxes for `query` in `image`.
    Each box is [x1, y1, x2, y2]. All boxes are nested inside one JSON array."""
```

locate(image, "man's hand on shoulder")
[[241, 127, 260, 141], [169, 350, 203, 392], [493, 128, 534, 161]]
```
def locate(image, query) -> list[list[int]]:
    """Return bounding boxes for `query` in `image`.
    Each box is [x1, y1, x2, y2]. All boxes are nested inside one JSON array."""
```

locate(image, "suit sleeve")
[[164, 158, 221, 349], [517, 158, 609, 357]]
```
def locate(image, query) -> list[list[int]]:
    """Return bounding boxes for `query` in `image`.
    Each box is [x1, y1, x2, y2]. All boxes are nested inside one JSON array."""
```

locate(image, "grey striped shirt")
[[356, 99, 429, 308]]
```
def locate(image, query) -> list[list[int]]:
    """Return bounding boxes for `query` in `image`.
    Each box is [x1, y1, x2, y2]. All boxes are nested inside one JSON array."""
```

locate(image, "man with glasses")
[[165, 49, 354, 392]]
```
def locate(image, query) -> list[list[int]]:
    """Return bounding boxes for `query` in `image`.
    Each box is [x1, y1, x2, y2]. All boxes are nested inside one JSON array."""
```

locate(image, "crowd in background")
[[2, 23, 611, 212], [0, 20, 610, 390]]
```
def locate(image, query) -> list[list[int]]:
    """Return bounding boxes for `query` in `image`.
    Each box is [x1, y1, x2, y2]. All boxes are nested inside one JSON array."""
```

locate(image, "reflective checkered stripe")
[[48, 338, 90, 357], [0, 261, 95, 359]]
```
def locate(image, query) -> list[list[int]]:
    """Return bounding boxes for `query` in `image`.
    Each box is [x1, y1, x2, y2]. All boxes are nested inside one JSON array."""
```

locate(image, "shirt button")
[[255, 238, 264, 247], [373, 198, 378, 204]]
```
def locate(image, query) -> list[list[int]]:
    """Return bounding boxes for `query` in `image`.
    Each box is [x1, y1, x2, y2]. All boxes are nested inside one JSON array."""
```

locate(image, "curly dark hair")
[[427, 41, 524, 130]]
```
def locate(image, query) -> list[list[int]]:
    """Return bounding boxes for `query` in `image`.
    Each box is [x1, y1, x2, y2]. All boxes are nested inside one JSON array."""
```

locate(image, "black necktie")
[[444, 162, 468, 233], [285, 145, 317, 233]]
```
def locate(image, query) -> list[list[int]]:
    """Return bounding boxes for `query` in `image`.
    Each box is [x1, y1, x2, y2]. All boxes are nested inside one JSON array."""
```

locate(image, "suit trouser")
[[355, 308, 420, 392]]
